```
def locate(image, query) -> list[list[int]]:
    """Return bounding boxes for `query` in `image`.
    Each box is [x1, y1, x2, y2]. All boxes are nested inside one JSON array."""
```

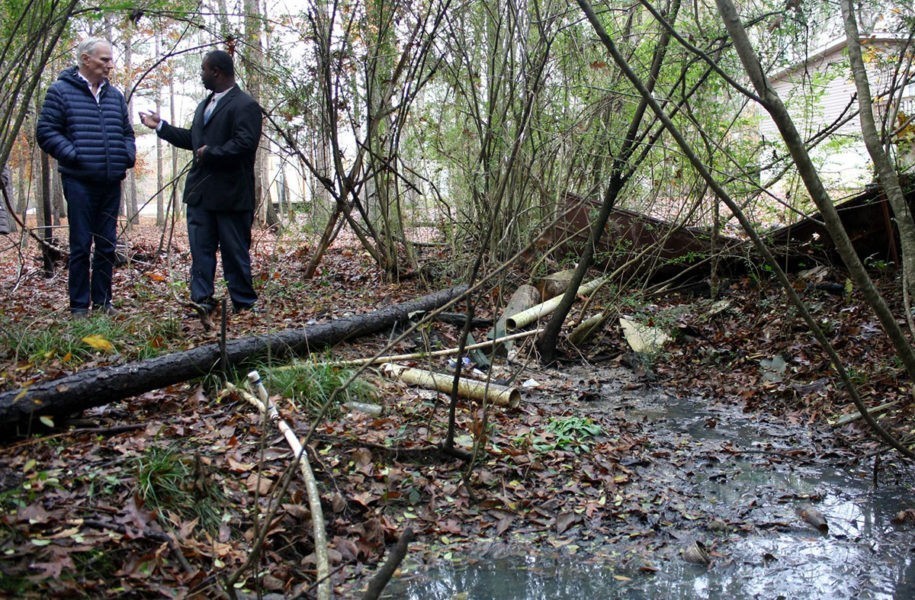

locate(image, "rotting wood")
[[0, 284, 467, 432], [381, 364, 520, 408], [506, 277, 607, 330], [499, 285, 541, 325], [535, 268, 576, 300]]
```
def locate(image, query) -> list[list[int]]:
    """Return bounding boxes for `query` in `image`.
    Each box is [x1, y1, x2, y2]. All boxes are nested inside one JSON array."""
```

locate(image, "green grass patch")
[[263, 359, 376, 415], [134, 445, 224, 530], [0, 312, 183, 366]]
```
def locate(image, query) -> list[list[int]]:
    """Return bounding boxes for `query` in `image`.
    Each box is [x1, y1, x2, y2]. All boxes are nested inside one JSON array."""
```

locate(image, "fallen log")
[[535, 269, 576, 300], [0, 285, 468, 432]]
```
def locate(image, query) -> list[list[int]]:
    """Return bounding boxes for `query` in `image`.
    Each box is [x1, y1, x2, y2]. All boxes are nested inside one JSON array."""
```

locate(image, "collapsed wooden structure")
[[542, 183, 915, 286]]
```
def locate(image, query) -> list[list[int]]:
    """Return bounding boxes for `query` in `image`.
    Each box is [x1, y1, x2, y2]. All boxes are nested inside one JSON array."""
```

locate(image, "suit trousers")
[[186, 203, 257, 311], [62, 176, 120, 311]]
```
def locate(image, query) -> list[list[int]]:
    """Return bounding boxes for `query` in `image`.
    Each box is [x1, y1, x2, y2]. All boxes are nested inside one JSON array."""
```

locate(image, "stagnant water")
[[383, 386, 915, 599]]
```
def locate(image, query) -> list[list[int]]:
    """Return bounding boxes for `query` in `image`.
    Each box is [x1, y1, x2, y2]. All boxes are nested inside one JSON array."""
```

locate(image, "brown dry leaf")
[[178, 518, 198, 540], [555, 512, 580, 534], [495, 515, 514, 536], [28, 555, 74, 580], [283, 503, 311, 520], [212, 541, 234, 557], [227, 457, 256, 472], [17, 502, 51, 525], [245, 473, 274, 495]]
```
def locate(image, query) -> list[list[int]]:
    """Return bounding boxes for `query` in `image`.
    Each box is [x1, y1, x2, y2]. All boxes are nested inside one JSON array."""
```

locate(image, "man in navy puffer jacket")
[[37, 38, 136, 318]]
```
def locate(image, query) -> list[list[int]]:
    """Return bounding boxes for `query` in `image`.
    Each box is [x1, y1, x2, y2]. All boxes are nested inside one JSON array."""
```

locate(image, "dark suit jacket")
[[157, 85, 262, 211]]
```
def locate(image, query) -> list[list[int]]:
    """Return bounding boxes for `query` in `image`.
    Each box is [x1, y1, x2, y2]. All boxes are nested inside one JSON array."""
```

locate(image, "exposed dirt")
[[0, 220, 913, 597]]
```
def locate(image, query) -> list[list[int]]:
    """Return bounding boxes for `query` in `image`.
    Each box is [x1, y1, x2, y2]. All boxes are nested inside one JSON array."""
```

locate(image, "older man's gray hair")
[[76, 38, 111, 66]]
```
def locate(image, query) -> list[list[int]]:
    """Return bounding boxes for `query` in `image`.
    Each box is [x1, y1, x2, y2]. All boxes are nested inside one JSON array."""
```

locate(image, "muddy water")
[[384, 373, 915, 599]]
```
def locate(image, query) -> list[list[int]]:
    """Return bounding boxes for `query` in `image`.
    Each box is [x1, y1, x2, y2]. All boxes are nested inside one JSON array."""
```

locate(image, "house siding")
[[758, 37, 912, 198]]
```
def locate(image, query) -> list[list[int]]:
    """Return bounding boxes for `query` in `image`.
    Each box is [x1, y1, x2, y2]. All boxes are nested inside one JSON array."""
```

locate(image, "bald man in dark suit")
[[140, 50, 262, 315]]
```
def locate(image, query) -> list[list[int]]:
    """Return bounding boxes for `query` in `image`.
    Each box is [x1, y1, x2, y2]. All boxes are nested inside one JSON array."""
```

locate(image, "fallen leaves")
[[0, 223, 911, 598]]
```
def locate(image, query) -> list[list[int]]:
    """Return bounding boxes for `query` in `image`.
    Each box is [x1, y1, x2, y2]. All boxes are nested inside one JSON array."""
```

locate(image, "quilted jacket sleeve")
[[36, 86, 79, 167]]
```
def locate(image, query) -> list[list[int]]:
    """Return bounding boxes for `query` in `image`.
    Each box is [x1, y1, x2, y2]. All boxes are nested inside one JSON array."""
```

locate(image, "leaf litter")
[[0, 222, 913, 597]]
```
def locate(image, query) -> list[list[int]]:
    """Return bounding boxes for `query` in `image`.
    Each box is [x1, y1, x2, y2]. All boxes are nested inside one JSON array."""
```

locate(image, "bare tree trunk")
[[243, 0, 275, 227], [15, 161, 28, 218], [1, 165, 17, 234], [38, 150, 54, 277], [154, 37, 165, 226], [312, 0, 334, 212], [155, 106, 165, 224], [169, 79, 179, 221], [51, 170, 64, 220], [279, 163, 290, 217], [840, 0, 915, 303]]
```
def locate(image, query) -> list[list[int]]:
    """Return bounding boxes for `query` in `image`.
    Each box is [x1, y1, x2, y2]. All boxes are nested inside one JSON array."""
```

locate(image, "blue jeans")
[[186, 204, 257, 311], [62, 176, 120, 311]]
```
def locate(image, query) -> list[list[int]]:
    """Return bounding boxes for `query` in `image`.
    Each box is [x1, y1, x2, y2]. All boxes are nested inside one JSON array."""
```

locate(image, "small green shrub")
[[531, 416, 603, 454]]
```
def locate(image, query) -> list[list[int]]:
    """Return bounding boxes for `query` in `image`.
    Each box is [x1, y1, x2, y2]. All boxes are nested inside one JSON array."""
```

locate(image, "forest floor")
[[0, 219, 913, 598]]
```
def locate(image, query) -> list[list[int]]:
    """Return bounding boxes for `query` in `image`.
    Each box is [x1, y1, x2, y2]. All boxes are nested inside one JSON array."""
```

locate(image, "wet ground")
[[384, 365, 915, 599]]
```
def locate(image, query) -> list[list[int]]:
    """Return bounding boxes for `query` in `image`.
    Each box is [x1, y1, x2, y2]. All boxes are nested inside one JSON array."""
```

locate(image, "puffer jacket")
[[36, 66, 136, 183]]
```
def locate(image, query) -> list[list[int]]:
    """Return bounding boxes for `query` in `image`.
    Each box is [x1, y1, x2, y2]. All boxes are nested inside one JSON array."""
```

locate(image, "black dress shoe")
[[234, 303, 261, 315], [95, 304, 118, 316], [187, 301, 217, 319]]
